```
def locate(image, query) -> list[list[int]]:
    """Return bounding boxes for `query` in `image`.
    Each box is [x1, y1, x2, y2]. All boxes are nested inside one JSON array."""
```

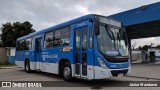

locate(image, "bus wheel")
[[62, 62, 73, 82], [25, 60, 31, 73]]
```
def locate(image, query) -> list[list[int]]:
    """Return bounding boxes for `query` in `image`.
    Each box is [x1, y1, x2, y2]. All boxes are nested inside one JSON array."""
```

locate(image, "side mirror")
[[95, 21, 100, 35]]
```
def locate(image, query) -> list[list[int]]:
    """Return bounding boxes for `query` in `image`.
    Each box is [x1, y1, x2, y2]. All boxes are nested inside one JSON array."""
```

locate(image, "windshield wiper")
[[105, 25, 124, 56], [105, 25, 117, 49]]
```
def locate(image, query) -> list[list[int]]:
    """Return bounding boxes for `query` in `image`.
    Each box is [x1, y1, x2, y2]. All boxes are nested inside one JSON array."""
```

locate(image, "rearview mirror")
[[95, 21, 100, 35]]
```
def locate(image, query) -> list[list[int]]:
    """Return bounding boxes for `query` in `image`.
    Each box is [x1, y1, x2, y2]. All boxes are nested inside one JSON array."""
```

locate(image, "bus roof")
[[17, 14, 118, 41]]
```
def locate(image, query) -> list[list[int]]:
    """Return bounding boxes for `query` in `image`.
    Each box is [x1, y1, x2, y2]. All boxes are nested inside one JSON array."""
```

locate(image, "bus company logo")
[[111, 65, 117, 68], [42, 54, 58, 60], [2, 82, 11, 87], [119, 64, 122, 67]]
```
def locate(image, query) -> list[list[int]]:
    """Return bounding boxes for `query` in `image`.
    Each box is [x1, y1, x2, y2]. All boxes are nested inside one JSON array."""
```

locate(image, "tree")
[[155, 44, 160, 49], [1, 21, 35, 47], [141, 45, 150, 50], [132, 40, 140, 49], [138, 43, 154, 50], [138, 45, 142, 50]]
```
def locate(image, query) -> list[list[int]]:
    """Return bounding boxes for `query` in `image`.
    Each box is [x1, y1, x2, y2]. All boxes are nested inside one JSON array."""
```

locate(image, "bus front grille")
[[105, 56, 128, 63], [107, 58, 128, 63], [101, 53, 129, 63]]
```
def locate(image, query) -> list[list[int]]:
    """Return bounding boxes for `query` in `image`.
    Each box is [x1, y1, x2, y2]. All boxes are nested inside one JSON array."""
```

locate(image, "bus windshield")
[[97, 24, 128, 57]]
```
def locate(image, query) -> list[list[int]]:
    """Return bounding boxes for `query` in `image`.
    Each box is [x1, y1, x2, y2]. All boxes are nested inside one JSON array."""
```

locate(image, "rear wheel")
[[25, 60, 31, 73], [62, 62, 73, 82]]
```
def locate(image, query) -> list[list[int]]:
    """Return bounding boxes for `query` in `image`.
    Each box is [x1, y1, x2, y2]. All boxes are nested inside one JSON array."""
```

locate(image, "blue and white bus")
[[15, 14, 131, 81]]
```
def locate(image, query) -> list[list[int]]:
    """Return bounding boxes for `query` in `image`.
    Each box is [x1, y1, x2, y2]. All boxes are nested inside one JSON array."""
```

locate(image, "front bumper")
[[94, 66, 131, 79]]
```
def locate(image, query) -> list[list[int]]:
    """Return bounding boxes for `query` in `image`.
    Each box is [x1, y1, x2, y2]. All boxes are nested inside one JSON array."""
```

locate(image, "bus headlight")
[[98, 57, 107, 69]]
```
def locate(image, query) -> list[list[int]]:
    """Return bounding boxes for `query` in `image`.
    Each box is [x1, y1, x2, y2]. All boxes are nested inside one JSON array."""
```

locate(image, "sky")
[[0, 0, 160, 48]]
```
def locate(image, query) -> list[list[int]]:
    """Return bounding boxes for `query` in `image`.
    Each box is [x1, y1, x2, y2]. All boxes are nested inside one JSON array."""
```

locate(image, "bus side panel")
[[41, 48, 59, 74], [41, 33, 74, 74], [86, 20, 95, 79], [15, 51, 25, 68], [30, 37, 35, 70], [41, 48, 73, 74], [70, 25, 76, 77], [22, 50, 35, 70]]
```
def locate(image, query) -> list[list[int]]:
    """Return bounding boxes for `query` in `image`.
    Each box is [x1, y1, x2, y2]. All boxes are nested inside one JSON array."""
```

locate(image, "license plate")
[[118, 73, 123, 77]]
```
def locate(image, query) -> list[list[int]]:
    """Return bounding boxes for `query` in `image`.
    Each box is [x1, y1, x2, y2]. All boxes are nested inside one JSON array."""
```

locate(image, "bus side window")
[[16, 41, 22, 51], [76, 30, 80, 51], [54, 30, 61, 46], [60, 27, 70, 46], [82, 28, 87, 50], [24, 38, 32, 50], [37, 38, 42, 53], [19, 40, 24, 50], [53, 27, 70, 46], [44, 31, 54, 48], [89, 27, 93, 48]]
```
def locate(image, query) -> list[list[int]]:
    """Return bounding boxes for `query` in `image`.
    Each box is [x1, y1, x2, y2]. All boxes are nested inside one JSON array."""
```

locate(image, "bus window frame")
[[53, 26, 71, 47], [25, 37, 33, 50], [16, 37, 33, 51], [43, 26, 71, 49], [88, 26, 93, 49], [44, 31, 54, 48]]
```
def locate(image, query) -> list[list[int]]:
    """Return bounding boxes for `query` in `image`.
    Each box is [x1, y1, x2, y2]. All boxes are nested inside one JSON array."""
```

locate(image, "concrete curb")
[[0, 66, 20, 69], [126, 75, 160, 80], [132, 61, 160, 65]]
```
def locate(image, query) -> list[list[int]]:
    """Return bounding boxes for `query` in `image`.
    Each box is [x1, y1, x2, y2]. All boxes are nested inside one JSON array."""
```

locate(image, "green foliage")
[[155, 45, 160, 49], [141, 45, 151, 50], [137, 43, 160, 50], [1, 21, 35, 47], [138, 43, 153, 50], [138, 46, 142, 50]]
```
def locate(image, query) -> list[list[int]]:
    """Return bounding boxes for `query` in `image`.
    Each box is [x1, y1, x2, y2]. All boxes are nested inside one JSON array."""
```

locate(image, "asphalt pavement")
[[0, 63, 160, 90]]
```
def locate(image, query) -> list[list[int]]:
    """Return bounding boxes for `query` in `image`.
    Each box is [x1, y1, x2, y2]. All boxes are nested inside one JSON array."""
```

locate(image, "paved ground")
[[0, 63, 160, 90], [0, 68, 61, 81], [130, 63, 160, 80]]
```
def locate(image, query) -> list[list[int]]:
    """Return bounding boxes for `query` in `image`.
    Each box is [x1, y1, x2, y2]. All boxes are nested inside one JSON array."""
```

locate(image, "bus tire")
[[25, 60, 31, 73], [62, 62, 73, 82]]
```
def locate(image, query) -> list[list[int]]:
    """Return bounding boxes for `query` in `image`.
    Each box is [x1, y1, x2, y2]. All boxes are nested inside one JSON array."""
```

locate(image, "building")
[[110, 2, 160, 61], [132, 50, 142, 61], [0, 47, 7, 64], [0, 47, 16, 64]]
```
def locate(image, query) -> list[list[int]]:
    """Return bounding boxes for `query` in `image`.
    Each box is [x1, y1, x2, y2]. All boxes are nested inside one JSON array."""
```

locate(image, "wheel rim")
[[63, 67, 71, 79]]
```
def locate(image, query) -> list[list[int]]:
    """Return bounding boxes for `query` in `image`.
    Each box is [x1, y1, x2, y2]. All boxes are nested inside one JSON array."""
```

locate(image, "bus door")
[[35, 38, 43, 70], [75, 27, 88, 78]]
